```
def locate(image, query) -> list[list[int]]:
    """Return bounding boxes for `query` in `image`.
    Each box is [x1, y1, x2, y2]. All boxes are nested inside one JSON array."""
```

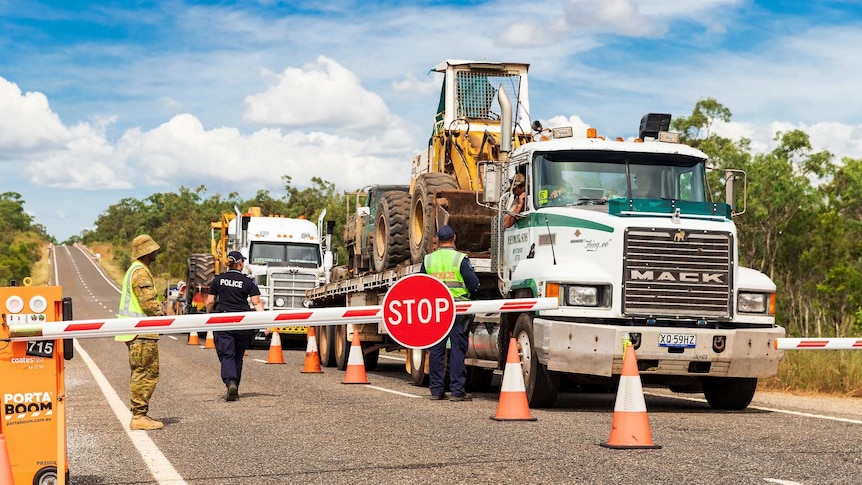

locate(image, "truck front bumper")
[[533, 319, 785, 378]]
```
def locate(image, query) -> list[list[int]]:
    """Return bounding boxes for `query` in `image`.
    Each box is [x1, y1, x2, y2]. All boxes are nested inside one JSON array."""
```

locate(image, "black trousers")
[[214, 329, 255, 387]]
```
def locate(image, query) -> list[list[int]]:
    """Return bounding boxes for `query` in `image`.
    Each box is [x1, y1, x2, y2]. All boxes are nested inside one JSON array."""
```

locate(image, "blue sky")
[[2, 0, 862, 241]]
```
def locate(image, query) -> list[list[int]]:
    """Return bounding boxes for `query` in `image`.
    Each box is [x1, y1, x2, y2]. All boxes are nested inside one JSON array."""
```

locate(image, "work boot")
[[226, 380, 239, 402], [450, 394, 473, 402], [130, 415, 164, 430]]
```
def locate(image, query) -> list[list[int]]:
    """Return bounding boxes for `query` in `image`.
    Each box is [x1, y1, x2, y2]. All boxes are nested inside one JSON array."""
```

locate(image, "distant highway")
[[52, 244, 862, 484]]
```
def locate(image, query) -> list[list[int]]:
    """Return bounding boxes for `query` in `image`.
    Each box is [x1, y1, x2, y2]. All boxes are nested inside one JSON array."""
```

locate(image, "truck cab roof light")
[[586, 128, 597, 138]]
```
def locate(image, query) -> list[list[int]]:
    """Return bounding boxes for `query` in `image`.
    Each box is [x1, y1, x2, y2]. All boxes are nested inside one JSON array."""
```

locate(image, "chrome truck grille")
[[623, 228, 733, 318], [267, 271, 317, 309]]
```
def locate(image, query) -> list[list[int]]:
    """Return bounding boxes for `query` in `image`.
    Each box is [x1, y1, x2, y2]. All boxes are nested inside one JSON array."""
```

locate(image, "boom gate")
[[1, 284, 71, 485]]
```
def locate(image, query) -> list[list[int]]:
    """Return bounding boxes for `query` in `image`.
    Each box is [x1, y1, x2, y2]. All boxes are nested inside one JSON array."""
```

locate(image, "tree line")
[[78, 176, 346, 281], [5, 98, 861, 339], [0, 192, 49, 285]]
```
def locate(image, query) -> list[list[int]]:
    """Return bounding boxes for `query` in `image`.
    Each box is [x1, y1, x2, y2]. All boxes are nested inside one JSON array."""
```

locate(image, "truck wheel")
[[363, 346, 380, 371], [408, 348, 429, 386], [513, 313, 559, 408], [466, 367, 494, 391], [334, 325, 349, 371], [702, 377, 757, 410], [409, 173, 458, 264], [317, 325, 336, 367], [372, 191, 411, 272]]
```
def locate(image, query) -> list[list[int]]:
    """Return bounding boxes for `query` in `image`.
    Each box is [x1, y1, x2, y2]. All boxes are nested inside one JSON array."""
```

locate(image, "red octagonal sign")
[[382, 274, 456, 349]]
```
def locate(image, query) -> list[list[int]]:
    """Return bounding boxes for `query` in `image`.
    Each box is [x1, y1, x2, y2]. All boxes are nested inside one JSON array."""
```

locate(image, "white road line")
[[379, 354, 405, 362], [645, 391, 862, 425], [252, 359, 268, 364], [73, 340, 187, 484], [367, 386, 422, 398], [74, 245, 122, 292], [764, 479, 804, 485]]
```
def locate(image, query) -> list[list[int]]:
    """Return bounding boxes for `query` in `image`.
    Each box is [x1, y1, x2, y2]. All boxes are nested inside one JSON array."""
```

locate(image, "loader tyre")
[[409, 173, 458, 264], [513, 313, 559, 408], [372, 190, 411, 272], [185, 253, 214, 310]]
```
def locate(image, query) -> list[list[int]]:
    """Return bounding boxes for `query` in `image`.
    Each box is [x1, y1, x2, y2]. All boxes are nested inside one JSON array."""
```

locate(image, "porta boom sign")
[[382, 274, 456, 349]]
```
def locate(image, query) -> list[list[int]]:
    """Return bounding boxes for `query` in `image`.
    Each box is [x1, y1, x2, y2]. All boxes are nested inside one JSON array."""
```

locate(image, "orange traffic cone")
[[266, 331, 286, 364], [342, 330, 368, 384], [301, 327, 323, 373], [204, 330, 216, 349], [491, 337, 536, 421], [0, 433, 13, 484], [601, 343, 661, 449], [187, 332, 200, 346]]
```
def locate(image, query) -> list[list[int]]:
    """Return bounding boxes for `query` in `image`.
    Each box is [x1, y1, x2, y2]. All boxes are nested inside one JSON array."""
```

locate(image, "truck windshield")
[[249, 242, 321, 268], [533, 150, 709, 207]]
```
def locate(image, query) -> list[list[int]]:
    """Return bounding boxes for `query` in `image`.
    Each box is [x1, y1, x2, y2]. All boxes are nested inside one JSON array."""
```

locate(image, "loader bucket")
[[434, 189, 494, 255]]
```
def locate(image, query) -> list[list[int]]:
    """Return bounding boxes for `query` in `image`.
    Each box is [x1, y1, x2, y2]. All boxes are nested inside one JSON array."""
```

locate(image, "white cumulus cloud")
[[243, 56, 393, 132]]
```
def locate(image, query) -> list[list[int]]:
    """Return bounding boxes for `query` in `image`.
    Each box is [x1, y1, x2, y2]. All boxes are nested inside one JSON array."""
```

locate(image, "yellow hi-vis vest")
[[423, 248, 469, 300], [115, 260, 152, 342]]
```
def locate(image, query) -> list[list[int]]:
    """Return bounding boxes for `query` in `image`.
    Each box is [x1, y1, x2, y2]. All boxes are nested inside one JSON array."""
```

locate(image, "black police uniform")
[[210, 268, 261, 391]]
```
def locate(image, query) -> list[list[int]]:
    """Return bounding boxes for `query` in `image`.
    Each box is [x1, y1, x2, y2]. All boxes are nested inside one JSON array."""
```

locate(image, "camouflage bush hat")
[[132, 234, 160, 259]]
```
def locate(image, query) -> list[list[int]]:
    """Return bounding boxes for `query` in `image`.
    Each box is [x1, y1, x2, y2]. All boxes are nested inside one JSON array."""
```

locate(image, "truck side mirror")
[[481, 162, 503, 204], [357, 207, 371, 217], [724, 169, 747, 217]]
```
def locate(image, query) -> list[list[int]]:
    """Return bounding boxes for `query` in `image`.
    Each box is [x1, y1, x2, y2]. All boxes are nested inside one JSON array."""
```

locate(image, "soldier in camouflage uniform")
[[116, 234, 165, 431]]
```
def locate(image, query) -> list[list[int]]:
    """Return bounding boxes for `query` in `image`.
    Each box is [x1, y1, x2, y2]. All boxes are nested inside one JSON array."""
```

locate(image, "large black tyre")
[[409, 173, 458, 264], [334, 325, 350, 371], [702, 377, 758, 410], [185, 253, 214, 310], [513, 313, 559, 408], [372, 191, 411, 272], [317, 325, 337, 367], [466, 367, 494, 392], [363, 346, 380, 372], [408, 348, 429, 386]]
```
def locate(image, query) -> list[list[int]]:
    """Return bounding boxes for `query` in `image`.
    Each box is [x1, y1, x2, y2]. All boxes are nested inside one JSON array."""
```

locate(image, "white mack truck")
[[186, 206, 334, 343], [308, 60, 784, 410]]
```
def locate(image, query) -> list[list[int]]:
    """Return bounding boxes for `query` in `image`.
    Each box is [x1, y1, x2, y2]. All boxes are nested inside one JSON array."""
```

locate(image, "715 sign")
[[26, 340, 55, 358]]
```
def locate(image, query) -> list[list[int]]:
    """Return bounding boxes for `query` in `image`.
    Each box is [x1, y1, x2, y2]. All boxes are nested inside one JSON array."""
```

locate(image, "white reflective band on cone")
[[9, 298, 558, 341]]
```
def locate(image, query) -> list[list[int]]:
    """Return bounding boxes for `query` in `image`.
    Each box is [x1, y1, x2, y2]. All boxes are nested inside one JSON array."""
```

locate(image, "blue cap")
[[436, 225, 455, 241], [227, 250, 245, 262]]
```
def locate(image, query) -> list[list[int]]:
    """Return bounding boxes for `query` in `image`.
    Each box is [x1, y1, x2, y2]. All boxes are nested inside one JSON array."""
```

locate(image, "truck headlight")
[[566, 286, 599, 306], [274, 297, 286, 307], [738, 292, 774, 314]]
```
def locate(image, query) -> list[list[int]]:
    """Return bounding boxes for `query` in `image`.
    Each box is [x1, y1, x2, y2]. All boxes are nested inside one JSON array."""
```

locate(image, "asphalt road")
[[49, 244, 862, 484]]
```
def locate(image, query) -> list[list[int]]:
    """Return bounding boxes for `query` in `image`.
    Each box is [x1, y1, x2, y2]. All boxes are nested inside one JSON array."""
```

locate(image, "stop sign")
[[382, 274, 456, 349]]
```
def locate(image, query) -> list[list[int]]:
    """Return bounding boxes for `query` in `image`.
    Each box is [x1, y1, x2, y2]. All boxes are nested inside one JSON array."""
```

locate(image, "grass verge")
[[760, 350, 862, 398]]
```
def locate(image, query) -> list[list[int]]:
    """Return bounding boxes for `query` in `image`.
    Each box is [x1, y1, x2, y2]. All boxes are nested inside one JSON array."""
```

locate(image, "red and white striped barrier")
[[774, 338, 862, 350], [8, 298, 558, 341]]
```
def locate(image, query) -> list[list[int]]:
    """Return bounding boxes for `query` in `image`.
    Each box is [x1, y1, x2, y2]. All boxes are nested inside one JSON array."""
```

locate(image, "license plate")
[[26, 340, 55, 358], [659, 333, 696, 348]]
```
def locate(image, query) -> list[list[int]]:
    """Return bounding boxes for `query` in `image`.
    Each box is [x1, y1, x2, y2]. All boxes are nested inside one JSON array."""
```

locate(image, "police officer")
[[116, 234, 164, 430], [205, 251, 264, 401], [420, 225, 480, 401]]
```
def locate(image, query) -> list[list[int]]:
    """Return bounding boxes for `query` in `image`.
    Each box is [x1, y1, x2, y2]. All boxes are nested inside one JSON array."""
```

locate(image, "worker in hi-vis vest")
[[420, 225, 480, 402], [116, 234, 165, 431]]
